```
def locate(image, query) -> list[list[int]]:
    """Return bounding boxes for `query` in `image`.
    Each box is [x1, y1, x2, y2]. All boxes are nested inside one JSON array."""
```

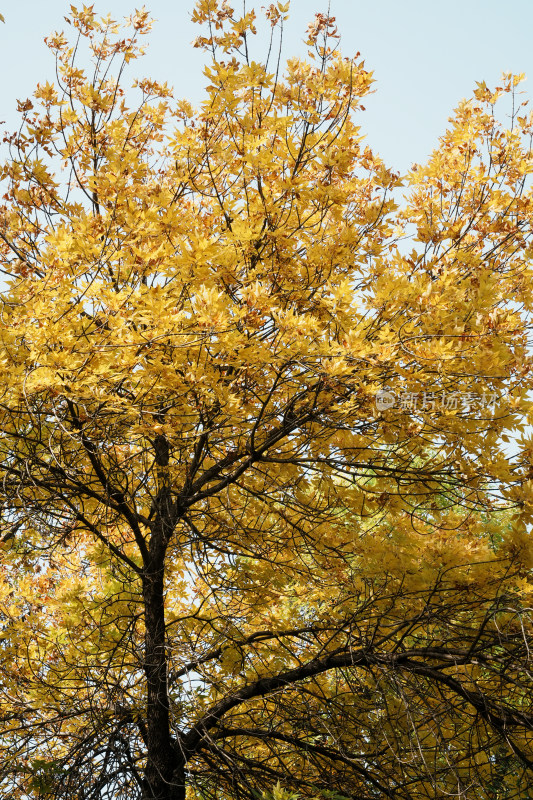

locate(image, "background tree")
[[0, 3, 532, 799]]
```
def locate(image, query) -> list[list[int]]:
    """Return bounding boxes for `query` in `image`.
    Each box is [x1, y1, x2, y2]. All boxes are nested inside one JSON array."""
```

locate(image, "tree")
[[0, 3, 532, 799]]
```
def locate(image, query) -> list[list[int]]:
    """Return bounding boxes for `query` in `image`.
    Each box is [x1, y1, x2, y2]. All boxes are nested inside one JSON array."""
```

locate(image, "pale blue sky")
[[1, 1, 533, 173]]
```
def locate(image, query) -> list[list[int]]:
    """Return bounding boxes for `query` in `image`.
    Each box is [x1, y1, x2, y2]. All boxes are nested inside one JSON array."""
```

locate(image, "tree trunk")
[[142, 562, 183, 799], [142, 433, 184, 799]]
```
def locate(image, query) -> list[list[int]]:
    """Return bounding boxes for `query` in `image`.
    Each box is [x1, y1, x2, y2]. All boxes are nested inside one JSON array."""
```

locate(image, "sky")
[[0, 0, 533, 173]]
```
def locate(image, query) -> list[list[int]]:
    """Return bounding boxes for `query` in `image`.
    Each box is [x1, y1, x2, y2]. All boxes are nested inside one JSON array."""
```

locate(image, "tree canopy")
[[0, 3, 532, 799]]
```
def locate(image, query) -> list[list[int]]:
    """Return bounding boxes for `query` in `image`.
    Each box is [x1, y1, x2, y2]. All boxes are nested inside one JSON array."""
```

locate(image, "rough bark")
[[142, 434, 184, 800]]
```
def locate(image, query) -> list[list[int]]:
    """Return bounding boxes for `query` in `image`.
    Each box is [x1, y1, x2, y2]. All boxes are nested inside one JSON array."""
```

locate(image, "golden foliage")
[[0, 3, 531, 799]]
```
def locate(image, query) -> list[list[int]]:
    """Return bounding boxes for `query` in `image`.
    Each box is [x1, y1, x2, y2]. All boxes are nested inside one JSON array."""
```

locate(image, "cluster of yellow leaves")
[[0, 1, 531, 797]]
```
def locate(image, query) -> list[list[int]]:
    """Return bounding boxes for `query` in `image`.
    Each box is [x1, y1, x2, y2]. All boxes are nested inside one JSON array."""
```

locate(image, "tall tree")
[[0, 3, 532, 799]]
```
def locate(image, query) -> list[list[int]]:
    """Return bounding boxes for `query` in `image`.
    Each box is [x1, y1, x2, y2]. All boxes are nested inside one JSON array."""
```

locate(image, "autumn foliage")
[[0, 3, 532, 799]]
